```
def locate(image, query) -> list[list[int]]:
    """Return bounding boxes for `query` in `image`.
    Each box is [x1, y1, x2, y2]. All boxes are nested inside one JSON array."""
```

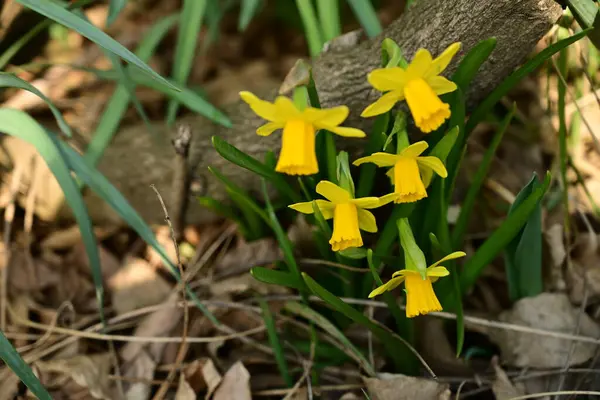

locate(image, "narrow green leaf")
[[212, 136, 300, 202], [382, 38, 408, 68], [466, 29, 590, 134], [317, 0, 341, 42], [451, 37, 497, 92], [397, 218, 427, 276], [167, 0, 208, 125], [259, 299, 292, 386], [0, 331, 51, 399], [296, 0, 324, 57], [251, 267, 302, 289], [459, 172, 551, 293], [567, 0, 600, 49], [285, 301, 376, 376], [239, 0, 262, 31], [0, 73, 72, 137], [452, 105, 515, 248], [197, 196, 240, 222], [356, 113, 389, 197], [346, 0, 382, 38], [338, 247, 368, 259], [107, 0, 127, 25], [16, 0, 175, 90]]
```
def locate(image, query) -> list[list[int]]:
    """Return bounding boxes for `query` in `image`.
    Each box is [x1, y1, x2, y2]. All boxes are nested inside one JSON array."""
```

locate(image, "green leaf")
[[16, 0, 175, 90], [346, 0, 382, 38], [212, 136, 300, 202], [284, 301, 377, 376], [459, 172, 551, 294], [84, 14, 179, 166], [197, 196, 240, 223], [251, 267, 302, 289], [451, 37, 497, 93], [466, 29, 590, 134], [567, 0, 600, 49], [397, 218, 427, 277], [356, 113, 389, 197], [239, 0, 262, 31], [452, 105, 515, 248], [107, 0, 127, 25], [382, 38, 408, 68], [259, 299, 292, 386], [167, 0, 209, 125], [338, 247, 368, 259], [0, 330, 51, 399], [296, 0, 324, 57], [54, 139, 219, 325], [504, 174, 543, 301], [0, 73, 72, 137], [317, 0, 341, 42]]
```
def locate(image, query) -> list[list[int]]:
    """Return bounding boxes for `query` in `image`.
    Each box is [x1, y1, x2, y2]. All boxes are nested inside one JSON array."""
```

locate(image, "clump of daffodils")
[[238, 41, 464, 318]]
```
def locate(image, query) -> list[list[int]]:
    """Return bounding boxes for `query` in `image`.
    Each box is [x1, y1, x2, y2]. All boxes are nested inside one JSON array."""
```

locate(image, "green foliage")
[[239, 0, 263, 31], [567, 0, 600, 49], [346, 0, 382, 37], [260, 299, 293, 386]]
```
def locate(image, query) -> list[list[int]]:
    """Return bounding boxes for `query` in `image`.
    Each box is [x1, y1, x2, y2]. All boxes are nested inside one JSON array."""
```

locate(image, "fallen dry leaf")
[[109, 257, 171, 315], [122, 350, 156, 400], [213, 361, 252, 400], [363, 373, 451, 400], [201, 358, 222, 399], [0, 369, 19, 400], [567, 233, 600, 304], [488, 293, 600, 368], [491, 357, 524, 400], [544, 223, 567, 292], [36, 353, 112, 400], [175, 374, 197, 400]]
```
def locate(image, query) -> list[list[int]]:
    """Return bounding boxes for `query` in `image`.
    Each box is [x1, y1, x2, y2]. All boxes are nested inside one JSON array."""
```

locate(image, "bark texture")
[[8, 0, 564, 225]]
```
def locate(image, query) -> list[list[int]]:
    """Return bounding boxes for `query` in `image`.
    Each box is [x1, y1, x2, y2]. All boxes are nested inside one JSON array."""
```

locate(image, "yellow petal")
[[392, 269, 412, 278], [257, 122, 285, 136], [357, 209, 377, 232], [405, 274, 442, 317], [351, 197, 380, 209], [303, 106, 349, 126], [240, 91, 278, 121], [326, 126, 367, 138], [429, 251, 466, 269], [425, 42, 461, 79], [361, 90, 404, 117], [330, 203, 363, 251], [289, 199, 334, 214], [368, 277, 405, 298], [399, 141, 428, 158], [353, 152, 399, 167], [367, 67, 407, 91], [406, 48, 433, 80], [416, 156, 448, 178], [427, 76, 458, 95], [392, 157, 427, 203], [403, 78, 451, 133], [316, 180, 351, 203], [378, 192, 401, 206], [427, 266, 450, 277], [276, 120, 318, 175], [274, 96, 301, 120]]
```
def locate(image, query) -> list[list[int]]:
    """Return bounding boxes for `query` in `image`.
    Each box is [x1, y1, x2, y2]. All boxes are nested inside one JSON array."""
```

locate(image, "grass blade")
[[356, 113, 389, 197], [317, 0, 341, 42], [251, 267, 302, 289], [239, 0, 262, 31], [16, 0, 175, 89], [167, 0, 208, 125], [567, 0, 600, 49], [0, 73, 72, 137], [285, 301, 377, 376], [0, 330, 51, 399], [466, 29, 590, 134], [346, 0, 382, 38], [107, 0, 127, 25], [451, 37, 497, 93], [452, 104, 515, 248], [296, 0, 324, 57], [259, 299, 292, 386], [459, 172, 551, 294]]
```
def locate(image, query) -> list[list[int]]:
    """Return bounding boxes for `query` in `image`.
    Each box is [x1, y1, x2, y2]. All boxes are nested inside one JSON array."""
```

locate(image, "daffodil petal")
[[429, 251, 466, 269], [357, 209, 377, 232], [240, 91, 278, 121], [351, 197, 380, 209], [378, 192, 400, 206], [361, 90, 404, 117], [406, 48, 433, 79], [392, 269, 413, 278], [427, 76, 458, 95], [367, 67, 407, 91], [316, 180, 351, 203], [303, 106, 349, 126], [289, 199, 334, 214], [256, 122, 284, 136], [426, 42, 461, 78], [416, 156, 448, 178], [368, 277, 405, 298], [274, 96, 301, 120], [427, 266, 450, 277], [399, 141, 428, 158], [353, 152, 399, 167], [326, 126, 367, 138]]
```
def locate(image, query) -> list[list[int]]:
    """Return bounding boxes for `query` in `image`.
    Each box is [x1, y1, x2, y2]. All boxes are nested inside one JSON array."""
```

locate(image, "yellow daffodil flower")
[[240, 91, 366, 175], [353, 141, 447, 203], [361, 43, 461, 133], [289, 181, 397, 251], [369, 251, 466, 318]]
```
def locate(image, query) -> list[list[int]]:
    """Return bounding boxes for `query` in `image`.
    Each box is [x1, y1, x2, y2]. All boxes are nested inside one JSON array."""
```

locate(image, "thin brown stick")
[[150, 184, 189, 400], [508, 391, 600, 400], [170, 124, 193, 241]]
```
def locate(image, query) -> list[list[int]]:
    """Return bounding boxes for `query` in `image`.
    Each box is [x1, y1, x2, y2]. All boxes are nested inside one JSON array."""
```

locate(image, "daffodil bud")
[[397, 218, 427, 278], [336, 151, 355, 197]]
